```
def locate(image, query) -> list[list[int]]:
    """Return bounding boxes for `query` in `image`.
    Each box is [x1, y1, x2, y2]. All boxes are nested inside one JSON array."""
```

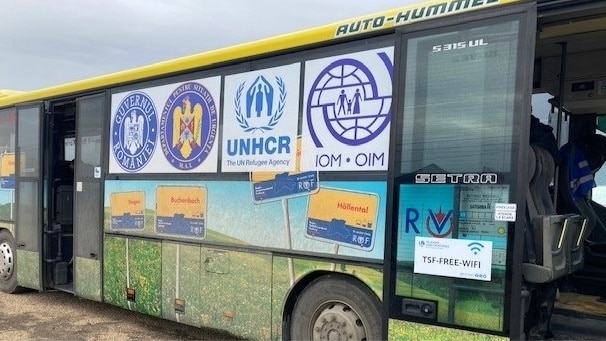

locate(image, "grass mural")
[[75, 257, 101, 301], [103, 236, 162, 316], [101, 180, 506, 339], [103, 231, 506, 339]]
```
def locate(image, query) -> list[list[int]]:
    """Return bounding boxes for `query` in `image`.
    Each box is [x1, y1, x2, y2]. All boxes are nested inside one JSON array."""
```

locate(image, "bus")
[[1, 0, 606, 339]]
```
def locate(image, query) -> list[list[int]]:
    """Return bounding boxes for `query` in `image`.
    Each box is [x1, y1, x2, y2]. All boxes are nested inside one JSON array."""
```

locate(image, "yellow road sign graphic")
[[156, 186, 207, 238], [110, 191, 145, 230], [306, 187, 378, 250], [0, 153, 15, 177]]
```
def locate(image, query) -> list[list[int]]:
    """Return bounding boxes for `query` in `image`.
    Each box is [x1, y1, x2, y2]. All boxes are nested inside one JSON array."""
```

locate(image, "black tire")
[[0, 229, 18, 293], [290, 274, 381, 341]]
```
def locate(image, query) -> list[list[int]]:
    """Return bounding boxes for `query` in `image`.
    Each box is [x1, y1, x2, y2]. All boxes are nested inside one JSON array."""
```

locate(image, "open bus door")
[[35, 93, 105, 298], [12, 93, 105, 295], [384, 2, 537, 340], [14, 103, 45, 291]]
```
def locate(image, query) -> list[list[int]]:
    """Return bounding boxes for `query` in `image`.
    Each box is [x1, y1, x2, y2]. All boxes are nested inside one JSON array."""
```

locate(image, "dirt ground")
[[0, 290, 241, 340]]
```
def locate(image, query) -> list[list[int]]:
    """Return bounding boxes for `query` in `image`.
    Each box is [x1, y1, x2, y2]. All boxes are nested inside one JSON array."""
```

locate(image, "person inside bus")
[[559, 133, 606, 266], [530, 114, 560, 166]]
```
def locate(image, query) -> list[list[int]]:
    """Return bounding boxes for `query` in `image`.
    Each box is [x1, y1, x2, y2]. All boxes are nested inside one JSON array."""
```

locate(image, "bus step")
[[54, 262, 68, 285]]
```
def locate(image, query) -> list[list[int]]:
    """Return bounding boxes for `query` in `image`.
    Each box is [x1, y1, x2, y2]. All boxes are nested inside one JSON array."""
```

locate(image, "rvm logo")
[[404, 207, 453, 238]]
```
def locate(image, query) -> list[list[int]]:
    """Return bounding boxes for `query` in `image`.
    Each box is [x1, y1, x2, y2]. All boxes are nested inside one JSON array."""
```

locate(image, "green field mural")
[[102, 178, 507, 339], [394, 265, 506, 331], [197, 248, 272, 339], [389, 319, 508, 341], [16, 249, 40, 290], [104, 235, 128, 309], [104, 236, 162, 316], [104, 178, 386, 339], [128, 238, 162, 316], [101, 237, 272, 339], [161, 242, 202, 327], [75, 257, 101, 301]]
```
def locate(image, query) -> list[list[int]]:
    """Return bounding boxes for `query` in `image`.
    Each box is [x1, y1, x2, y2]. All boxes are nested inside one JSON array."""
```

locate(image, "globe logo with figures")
[[306, 53, 392, 147]]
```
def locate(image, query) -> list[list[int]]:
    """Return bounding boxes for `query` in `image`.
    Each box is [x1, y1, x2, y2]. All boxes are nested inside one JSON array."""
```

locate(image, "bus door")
[[35, 93, 105, 297], [384, 2, 536, 340], [72, 94, 105, 301], [14, 103, 44, 290]]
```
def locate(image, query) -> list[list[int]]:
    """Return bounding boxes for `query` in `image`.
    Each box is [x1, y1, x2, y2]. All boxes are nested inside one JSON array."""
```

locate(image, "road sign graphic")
[[155, 186, 207, 239], [110, 191, 145, 230], [306, 187, 378, 250]]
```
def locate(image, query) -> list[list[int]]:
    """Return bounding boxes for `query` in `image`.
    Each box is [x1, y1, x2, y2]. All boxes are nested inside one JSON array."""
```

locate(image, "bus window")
[[0, 108, 16, 221]]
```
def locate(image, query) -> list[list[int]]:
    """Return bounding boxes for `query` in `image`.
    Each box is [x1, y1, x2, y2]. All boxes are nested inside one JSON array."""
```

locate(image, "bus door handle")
[[89, 253, 98, 260]]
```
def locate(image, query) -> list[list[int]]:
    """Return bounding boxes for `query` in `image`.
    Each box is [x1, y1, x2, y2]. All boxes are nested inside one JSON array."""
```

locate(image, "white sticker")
[[494, 203, 516, 222], [414, 237, 493, 281]]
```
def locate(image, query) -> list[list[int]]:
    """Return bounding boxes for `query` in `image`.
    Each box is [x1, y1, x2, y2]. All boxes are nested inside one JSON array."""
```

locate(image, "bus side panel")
[[161, 242, 202, 327], [271, 257, 383, 339], [103, 236, 162, 316], [161, 241, 273, 339], [198, 248, 272, 340], [103, 178, 386, 338], [388, 319, 509, 340], [16, 249, 40, 289], [74, 257, 101, 301], [128, 238, 162, 316], [103, 235, 128, 309]]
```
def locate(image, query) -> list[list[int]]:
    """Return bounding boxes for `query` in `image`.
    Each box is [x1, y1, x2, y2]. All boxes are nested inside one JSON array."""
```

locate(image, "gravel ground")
[[0, 290, 241, 340]]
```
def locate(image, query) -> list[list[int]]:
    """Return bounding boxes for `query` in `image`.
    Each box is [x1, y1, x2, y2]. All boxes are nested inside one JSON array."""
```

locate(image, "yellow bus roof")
[[0, 0, 523, 109], [0, 90, 24, 99]]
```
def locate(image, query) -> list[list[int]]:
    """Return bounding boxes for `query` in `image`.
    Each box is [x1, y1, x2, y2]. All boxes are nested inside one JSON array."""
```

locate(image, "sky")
[[0, 0, 413, 92]]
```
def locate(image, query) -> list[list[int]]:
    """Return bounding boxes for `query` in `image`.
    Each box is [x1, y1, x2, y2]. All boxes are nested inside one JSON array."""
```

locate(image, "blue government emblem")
[[234, 75, 286, 133], [160, 82, 218, 170], [306, 52, 393, 147], [111, 91, 158, 172]]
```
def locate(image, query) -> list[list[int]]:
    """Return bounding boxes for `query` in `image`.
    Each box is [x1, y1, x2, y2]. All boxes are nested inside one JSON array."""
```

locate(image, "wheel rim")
[[0, 241, 14, 281], [311, 302, 367, 341]]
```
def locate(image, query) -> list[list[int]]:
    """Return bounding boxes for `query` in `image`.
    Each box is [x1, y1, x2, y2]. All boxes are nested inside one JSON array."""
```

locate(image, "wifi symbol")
[[468, 242, 484, 255]]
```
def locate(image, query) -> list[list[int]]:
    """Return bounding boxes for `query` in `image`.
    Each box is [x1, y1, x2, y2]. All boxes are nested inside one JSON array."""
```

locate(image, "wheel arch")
[[281, 270, 381, 340], [0, 226, 13, 235]]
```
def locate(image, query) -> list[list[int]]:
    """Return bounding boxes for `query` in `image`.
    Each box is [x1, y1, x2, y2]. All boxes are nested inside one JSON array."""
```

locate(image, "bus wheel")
[[0, 230, 18, 293], [290, 274, 381, 340]]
